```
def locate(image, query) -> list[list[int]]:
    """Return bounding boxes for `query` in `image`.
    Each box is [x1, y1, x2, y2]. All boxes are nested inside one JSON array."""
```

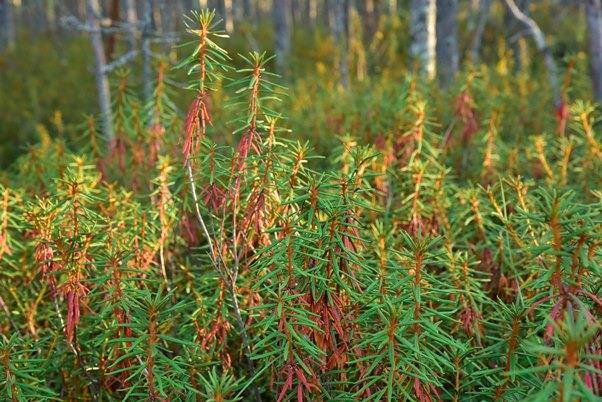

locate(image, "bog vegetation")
[[0, 3, 601, 402]]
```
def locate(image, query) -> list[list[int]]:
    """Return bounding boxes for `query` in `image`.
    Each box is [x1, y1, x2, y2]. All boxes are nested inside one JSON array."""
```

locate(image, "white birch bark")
[[410, 0, 437, 80], [86, 0, 115, 142], [308, 0, 317, 24], [222, 0, 233, 32]]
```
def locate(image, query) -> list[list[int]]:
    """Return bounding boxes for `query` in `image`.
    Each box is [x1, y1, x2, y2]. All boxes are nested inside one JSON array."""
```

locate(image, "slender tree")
[[86, 0, 114, 142], [274, 0, 292, 75], [243, 0, 253, 19], [389, 0, 397, 14], [151, 0, 163, 33], [469, 0, 492, 63], [306, 0, 318, 25], [331, 0, 350, 88], [306, 0, 317, 25], [46, 0, 57, 32], [586, 0, 602, 102], [0, 0, 15, 53], [436, 0, 459, 86], [105, 0, 121, 62], [124, 0, 138, 51], [357, 0, 379, 44], [218, 0, 233, 32], [410, 0, 437, 79], [142, 0, 154, 106]]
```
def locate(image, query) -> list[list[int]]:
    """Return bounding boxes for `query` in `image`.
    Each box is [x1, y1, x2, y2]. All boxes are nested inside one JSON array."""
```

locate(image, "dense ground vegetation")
[[0, 4, 601, 402]]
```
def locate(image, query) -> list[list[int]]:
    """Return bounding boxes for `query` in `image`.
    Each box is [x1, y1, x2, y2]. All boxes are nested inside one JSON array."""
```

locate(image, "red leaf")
[[556, 100, 569, 136], [277, 366, 294, 402]]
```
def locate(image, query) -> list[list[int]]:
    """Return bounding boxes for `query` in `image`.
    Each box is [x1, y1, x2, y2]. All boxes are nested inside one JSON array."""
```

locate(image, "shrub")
[[0, 10, 600, 401]]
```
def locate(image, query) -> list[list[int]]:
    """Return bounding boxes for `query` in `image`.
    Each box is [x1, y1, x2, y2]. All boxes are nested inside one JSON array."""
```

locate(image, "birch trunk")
[[410, 0, 437, 79], [586, 0, 602, 102], [306, 0, 317, 25], [220, 0, 233, 32], [86, 0, 115, 142], [436, 0, 458, 86]]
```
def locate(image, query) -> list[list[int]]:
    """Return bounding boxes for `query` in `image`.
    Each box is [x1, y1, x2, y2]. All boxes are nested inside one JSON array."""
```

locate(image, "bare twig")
[[504, 0, 560, 105], [60, 15, 141, 33], [0, 294, 18, 333], [185, 159, 259, 401], [102, 50, 139, 74]]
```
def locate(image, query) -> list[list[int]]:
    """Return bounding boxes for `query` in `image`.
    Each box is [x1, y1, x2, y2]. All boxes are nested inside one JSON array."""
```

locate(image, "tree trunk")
[[305, 0, 317, 25], [76, 0, 86, 20], [219, 0, 233, 32], [124, 0, 138, 51], [586, 0, 602, 102], [156, 0, 178, 34], [0, 0, 15, 53], [46, 0, 57, 32], [504, 0, 560, 105], [389, 0, 398, 15], [274, 0, 291, 75], [331, 0, 350, 88], [469, 0, 492, 64], [86, 0, 115, 142], [357, 0, 378, 44], [410, 0, 437, 79], [436, 0, 458, 86], [105, 0, 120, 62], [324, 0, 333, 30], [243, 0, 253, 19], [291, 0, 300, 26], [151, 0, 163, 33], [142, 0, 153, 105]]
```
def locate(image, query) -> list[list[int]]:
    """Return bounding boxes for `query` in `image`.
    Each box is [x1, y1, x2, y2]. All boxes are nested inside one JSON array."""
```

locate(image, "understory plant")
[[0, 9, 601, 402]]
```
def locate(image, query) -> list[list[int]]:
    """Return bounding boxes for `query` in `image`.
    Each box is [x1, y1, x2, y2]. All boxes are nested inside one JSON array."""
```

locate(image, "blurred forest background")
[[0, 0, 600, 168]]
